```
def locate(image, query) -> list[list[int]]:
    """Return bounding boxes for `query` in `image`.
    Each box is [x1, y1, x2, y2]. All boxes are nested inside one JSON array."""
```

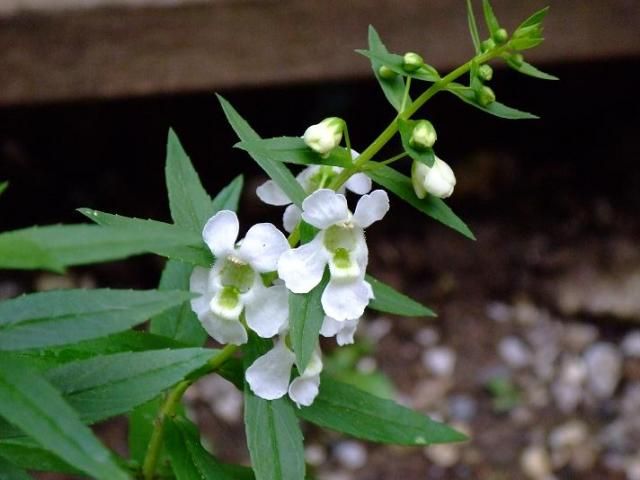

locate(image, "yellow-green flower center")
[[218, 256, 255, 293]]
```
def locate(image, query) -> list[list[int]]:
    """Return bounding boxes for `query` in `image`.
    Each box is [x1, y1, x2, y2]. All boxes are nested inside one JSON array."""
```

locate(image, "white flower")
[[303, 117, 344, 155], [411, 157, 456, 199], [277, 188, 386, 321], [320, 315, 360, 346], [245, 337, 323, 407], [190, 210, 290, 345], [256, 160, 372, 233]]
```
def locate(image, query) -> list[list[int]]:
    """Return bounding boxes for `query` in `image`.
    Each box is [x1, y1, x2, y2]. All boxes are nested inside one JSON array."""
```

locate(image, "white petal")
[[353, 190, 390, 228], [282, 204, 302, 233], [301, 189, 350, 229], [203, 210, 239, 257], [345, 173, 372, 195], [209, 289, 243, 321], [199, 312, 247, 345], [321, 278, 373, 321], [245, 284, 289, 338], [246, 339, 295, 400], [320, 316, 359, 346], [289, 352, 322, 408], [189, 267, 212, 317], [277, 235, 328, 293], [237, 223, 289, 273], [256, 180, 291, 206]]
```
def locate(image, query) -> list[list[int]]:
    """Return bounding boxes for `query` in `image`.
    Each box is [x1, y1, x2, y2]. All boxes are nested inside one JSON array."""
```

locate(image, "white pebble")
[[520, 445, 552, 479], [486, 301, 512, 323], [415, 327, 440, 347], [626, 456, 640, 480], [548, 420, 588, 450], [622, 331, 640, 357], [499, 336, 532, 369], [334, 441, 367, 470], [422, 347, 456, 377], [425, 444, 460, 468], [584, 342, 622, 398], [304, 444, 326, 466]]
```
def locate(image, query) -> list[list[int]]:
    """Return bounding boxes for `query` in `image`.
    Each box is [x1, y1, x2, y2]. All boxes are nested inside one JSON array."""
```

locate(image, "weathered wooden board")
[[0, 0, 638, 105]]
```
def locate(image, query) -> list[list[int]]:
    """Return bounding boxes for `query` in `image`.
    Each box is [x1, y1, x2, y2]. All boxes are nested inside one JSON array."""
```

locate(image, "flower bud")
[[481, 38, 496, 52], [409, 120, 437, 150], [402, 52, 424, 72], [378, 65, 397, 80], [411, 157, 456, 199], [493, 28, 508, 44], [478, 64, 493, 81], [303, 117, 344, 155], [478, 86, 496, 106]]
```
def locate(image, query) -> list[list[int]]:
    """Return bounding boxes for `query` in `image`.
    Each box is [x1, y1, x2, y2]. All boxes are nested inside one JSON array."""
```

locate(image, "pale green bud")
[[478, 64, 493, 81], [378, 65, 397, 80], [493, 28, 508, 44], [511, 53, 524, 67], [481, 38, 496, 52], [478, 86, 496, 106], [409, 120, 437, 150], [402, 52, 424, 72], [303, 117, 345, 155]]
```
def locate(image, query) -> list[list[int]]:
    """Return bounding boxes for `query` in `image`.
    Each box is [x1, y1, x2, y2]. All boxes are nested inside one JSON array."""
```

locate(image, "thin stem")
[[142, 344, 238, 480], [375, 151, 409, 167], [343, 123, 352, 155], [400, 76, 412, 113]]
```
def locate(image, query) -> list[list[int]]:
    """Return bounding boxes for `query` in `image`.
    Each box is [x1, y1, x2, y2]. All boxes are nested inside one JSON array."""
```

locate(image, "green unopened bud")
[[378, 65, 397, 80], [478, 86, 496, 106], [403, 52, 424, 72], [510, 53, 524, 67], [303, 117, 345, 155], [478, 64, 493, 81], [493, 28, 508, 44], [409, 120, 437, 150], [481, 38, 496, 52]]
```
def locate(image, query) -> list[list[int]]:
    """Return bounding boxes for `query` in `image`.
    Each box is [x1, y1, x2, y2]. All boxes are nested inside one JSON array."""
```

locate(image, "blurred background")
[[1, 1, 640, 479]]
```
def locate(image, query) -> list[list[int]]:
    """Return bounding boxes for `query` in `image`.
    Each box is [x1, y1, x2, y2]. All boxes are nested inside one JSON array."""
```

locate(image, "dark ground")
[[1, 58, 639, 479]]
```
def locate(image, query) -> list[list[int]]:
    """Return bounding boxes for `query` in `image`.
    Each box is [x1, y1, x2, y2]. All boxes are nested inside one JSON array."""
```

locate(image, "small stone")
[[549, 420, 588, 451], [356, 356, 376, 374], [621, 383, 640, 416], [514, 300, 545, 326], [520, 445, 552, 479], [364, 317, 391, 342], [551, 381, 582, 413], [305, 444, 326, 466], [425, 444, 460, 468], [499, 336, 531, 369], [558, 356, 588, 385], [34, 273, 75, 291], [197, 375, 243, 423], [622, 331, 640, 358], [334, 441, 367, 470], [584, 342, 623, 398], [626, 456, 640, 480], [486, 301, 512, 323], [447, 394, 477, 421], [0, 281, 21, 300], [412, 379, 451, 409], [422, 347, 456, 377], [415, 327, 441, 347], [563, 322, 598, 352]]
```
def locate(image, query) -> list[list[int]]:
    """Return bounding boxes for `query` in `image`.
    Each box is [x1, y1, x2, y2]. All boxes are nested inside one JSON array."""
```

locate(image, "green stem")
[[327, 45, 507, 191], [142, 344, 238, 480]]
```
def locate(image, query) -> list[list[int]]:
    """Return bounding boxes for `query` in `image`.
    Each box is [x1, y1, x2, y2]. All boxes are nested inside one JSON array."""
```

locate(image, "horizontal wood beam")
[[0, 0, 638, 105]]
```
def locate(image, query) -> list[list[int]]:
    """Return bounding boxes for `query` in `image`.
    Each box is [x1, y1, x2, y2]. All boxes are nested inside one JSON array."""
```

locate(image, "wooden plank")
[[0, 0, 638, 105]]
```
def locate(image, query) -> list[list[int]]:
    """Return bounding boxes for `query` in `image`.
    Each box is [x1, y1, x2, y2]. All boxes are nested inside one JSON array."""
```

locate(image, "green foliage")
[[397, 118, 436, 167], [506, 58, 558, 80], [446, 83, 538, 119], [366, 165, 475, 239], [0, 289, 192, 351], [0, 354, 128, 480], [366, 26, 408, 111], [366, 275, 436, 317], [243, 335, 305, 480], [0, 456, 33, 480], [0, 182, 7, 198], [356, 49, 440, 83], [298, 375, 467, 445], [236, 137, 352, 168], [0, 439, 78, 475], [465, 0, 482, 54]]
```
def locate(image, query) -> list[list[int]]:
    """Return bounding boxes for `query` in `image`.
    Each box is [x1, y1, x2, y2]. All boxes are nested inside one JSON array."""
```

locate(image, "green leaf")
[[0, 182, 7, 198], [397, 118, 436, 167], [506, 58, 558, 80], [150, 260, 207, 346], [236, 137, 351, 168], [243, 335, 305, 480], [356, 49, 439, 83], [44, 348, 215, 425], [510, 36, 544, 51], [366, 275, 436, 317], [211, 175, 244, 213], [217, 94, 306, 207], [366, 26, 407, 111], [515, 6, 549, 32], [0, 289, 193, 351], [79, 209, 213, 266], [298, 375, 467, 445], [166, 129, 215, 232], [290, 270, 329, 372], [366, 165, 475, 240], [466, 0, 481, 54], [0, 232, 63, 272], [0, 456, 33, 480], [482, 0, 501, 36], [446, 83, 538, 120], [128, 397, 164, 465], [0, 354, 128, 480], [166, 417, 235, 480], [0, 438, 78, 475]]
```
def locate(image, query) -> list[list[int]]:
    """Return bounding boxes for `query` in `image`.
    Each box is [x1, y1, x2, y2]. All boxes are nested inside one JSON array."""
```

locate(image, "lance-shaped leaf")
[[506, 58, 558, 80], [465, 0, 481, 54], [0, 289, 193, 351], [0, 438, 78, 476], [166, 417, 247, 480], [44, 348, 215, 425], [366, 165, 474, 240], [298, 375, 466, 445], [243, 335, 305, 480], [366, 26, 407, 111], [236, 137, 351, 168], [217, 94, 306, 207], [514, 6, 549, 34], [289, 271, 329, 373], [366, 275, 435, 317], [357, 49, 439, 84], [446, 84, 538, 120], [397, 118, 436, 167], [0, 455, 33, 480], [79, 209, 213, 266], [0, 354, 128, 480], [482, 0, 501, 37]]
